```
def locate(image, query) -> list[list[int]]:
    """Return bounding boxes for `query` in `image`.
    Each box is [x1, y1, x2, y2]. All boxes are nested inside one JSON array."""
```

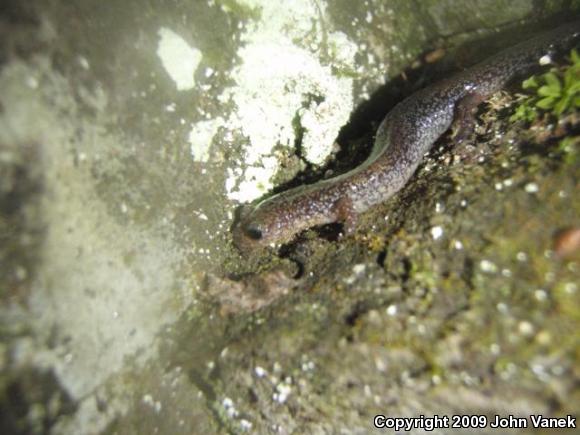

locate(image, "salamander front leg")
[[452, 92, 487, 144], [334, 196, 358, 237]]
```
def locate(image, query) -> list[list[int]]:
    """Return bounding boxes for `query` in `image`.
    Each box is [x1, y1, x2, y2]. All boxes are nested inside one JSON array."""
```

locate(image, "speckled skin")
[[233, 22, 580, 252]]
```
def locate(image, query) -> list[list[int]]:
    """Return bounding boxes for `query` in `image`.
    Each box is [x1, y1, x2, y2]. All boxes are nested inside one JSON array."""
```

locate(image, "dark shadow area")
[[0, 142, 45, 305], [0, 1, 45, 66], [0, 369, 77, 435]]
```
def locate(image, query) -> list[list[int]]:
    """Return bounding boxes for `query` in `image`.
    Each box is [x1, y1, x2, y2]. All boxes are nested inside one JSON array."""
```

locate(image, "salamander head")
[[232, 198, 297, 253]]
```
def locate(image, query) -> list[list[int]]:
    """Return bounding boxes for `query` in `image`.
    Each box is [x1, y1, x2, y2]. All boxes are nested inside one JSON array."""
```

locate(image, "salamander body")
[[233, 21, 580, 252]]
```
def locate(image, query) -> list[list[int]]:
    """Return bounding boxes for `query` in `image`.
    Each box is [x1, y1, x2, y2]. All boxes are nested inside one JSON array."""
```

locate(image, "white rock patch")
[[157, 27, 202, 91]]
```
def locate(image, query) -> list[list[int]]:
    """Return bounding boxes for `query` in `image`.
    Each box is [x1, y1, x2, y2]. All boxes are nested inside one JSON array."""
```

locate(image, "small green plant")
[[510, 49, 580, 122]]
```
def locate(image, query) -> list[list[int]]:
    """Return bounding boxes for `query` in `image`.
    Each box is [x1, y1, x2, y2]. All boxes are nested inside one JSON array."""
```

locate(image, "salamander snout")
[[232, 211, 271, 253], [232, 197, 296, 253]]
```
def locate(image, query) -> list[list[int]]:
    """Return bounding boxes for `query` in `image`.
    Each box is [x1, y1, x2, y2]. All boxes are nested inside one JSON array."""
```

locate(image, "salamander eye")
[[244, 223, 263, 240]]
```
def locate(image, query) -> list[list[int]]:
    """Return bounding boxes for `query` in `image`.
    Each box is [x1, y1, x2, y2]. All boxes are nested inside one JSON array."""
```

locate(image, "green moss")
[[215, 0, 261, 20], [511, 49, 580, 122], [558, 136, 579, 165]]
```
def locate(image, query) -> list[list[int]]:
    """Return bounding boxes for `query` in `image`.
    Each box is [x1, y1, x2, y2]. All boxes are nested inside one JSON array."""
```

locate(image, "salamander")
[[233, 21, 580, 252]]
